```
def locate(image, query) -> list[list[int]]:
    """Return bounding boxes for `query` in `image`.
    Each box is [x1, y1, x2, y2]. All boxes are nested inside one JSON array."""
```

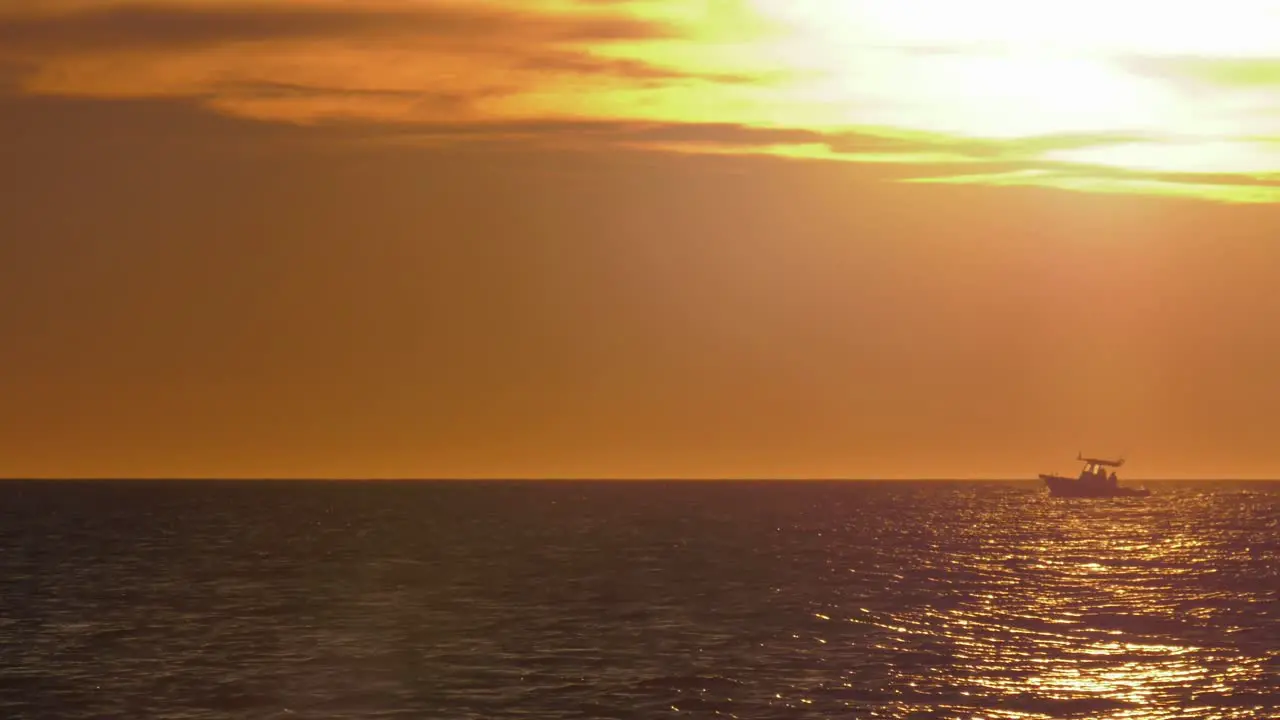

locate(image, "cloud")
[[1119, 56, 1280, 89], [361, 121, 1184, 170], [905, 167, 1280, 205], [0, 1, 695, 105], [0, 2, 676, 53], [4, 1, 1280, 204], [0, 1, 748, 122], [514, 52, 762, 86]]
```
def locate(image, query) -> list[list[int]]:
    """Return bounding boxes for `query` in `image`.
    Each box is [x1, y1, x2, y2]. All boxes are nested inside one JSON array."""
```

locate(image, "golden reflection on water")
[[994, 510, 1251, 717], [830, 491, 1275, 719]]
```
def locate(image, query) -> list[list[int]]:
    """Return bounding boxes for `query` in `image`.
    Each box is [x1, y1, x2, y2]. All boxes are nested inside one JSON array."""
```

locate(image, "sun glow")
[[754, 0, 1280, 57], [741, 0, 1280, 185], [745, 0, 1205, 139], [775, 49, 1179, 139]]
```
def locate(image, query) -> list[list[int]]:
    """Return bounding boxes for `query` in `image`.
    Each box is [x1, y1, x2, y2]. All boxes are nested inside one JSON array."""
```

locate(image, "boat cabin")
[[1076, 454, 1124, 485]]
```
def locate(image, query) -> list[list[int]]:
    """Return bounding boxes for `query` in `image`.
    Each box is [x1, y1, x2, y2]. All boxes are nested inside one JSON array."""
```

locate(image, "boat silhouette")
[[1040, 453, 1150, 497]]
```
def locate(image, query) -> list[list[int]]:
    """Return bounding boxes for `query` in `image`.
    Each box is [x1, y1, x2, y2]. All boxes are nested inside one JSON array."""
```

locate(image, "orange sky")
[[2, 1, 1279, 478]]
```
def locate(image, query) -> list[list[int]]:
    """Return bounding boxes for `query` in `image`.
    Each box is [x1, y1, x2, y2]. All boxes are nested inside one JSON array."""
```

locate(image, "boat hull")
[[1040, 474, 1150, 498]]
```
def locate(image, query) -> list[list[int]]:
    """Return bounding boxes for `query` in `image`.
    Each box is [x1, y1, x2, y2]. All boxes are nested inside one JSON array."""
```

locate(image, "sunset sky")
[[3, 0, 1279, 479]]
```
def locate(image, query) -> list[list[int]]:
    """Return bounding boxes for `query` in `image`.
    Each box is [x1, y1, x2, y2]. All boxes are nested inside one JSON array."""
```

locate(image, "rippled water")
[[0, 480, 1275, 719]]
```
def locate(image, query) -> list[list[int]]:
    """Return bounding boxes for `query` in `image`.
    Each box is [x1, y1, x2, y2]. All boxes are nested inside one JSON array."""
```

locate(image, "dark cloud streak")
[[0, 2, 676, 55], [7, 91, 1272, 201], [515, 51, 763, 85]]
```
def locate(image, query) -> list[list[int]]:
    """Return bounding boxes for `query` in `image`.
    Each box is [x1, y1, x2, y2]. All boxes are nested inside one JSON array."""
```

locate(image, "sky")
[[2, 0, 1279, 479]]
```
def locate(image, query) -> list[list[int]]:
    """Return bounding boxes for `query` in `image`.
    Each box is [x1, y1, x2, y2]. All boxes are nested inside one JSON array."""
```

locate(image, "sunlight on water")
[[812, 488, 1279, 719], [0, 480, 1274, 719]]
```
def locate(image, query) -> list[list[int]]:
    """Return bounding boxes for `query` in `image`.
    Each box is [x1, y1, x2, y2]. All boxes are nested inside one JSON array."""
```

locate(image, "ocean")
[[0, 480, 1275, 719]]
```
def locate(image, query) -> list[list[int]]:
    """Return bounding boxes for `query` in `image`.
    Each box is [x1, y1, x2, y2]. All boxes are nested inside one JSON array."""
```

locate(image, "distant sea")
[[1, 480, 1275, 719]]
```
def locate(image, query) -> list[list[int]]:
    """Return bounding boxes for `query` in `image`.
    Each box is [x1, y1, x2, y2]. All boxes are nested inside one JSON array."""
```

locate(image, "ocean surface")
[[0, 480, 1275, 719]]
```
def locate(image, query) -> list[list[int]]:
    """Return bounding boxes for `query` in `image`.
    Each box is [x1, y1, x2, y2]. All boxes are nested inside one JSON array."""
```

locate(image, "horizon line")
[[1, 477, 1277, 483]]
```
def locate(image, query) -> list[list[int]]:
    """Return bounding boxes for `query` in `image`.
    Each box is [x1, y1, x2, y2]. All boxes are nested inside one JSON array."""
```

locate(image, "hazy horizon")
[[2, 476, 1277, 483]]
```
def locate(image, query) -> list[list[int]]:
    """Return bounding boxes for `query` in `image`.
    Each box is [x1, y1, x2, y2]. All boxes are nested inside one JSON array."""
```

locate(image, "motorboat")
[[1040, 453, 1150, 498]]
